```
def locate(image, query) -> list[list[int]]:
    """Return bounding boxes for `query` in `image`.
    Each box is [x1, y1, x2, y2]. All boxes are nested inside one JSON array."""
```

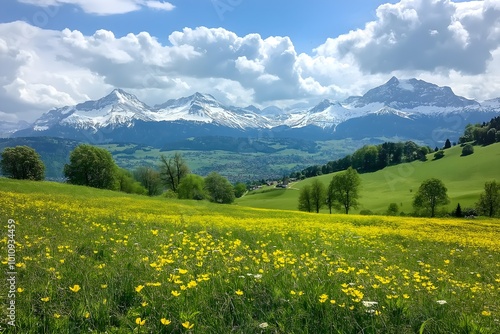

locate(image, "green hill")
[[237, 143, 500, 214]]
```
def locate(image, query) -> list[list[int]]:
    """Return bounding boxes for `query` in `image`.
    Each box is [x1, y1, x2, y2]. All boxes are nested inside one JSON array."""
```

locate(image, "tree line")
[[292, 140, 432, 180], [0, 144, 243, 204]]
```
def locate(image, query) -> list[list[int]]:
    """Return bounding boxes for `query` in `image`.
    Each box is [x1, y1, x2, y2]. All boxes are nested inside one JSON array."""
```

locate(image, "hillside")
[[237, 142, 500, 214], [1, 176, 499, 332]]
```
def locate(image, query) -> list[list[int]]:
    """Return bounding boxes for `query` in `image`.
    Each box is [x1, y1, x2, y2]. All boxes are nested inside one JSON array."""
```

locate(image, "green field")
[[237, 143, 500, 214], [1, 178, 500, 333]]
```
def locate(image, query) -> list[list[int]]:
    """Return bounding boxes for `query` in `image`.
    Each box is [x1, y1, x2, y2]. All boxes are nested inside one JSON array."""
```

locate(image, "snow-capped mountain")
[[12, 77, 500, 145], [32, 89, 154, 132], [152, 92, 271, 129]]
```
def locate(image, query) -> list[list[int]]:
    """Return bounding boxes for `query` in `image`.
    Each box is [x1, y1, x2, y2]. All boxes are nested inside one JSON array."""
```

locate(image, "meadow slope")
[[237, 143, 500, 214], [0, 179, 499, 333]]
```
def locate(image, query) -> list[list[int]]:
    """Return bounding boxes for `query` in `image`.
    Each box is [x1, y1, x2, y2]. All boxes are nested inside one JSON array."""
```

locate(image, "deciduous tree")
[[0, 146, 45, 181], [298, 185, 313, 212], [159, 152, 190, 192], [476, 180, 500, 217], [204, 172, 235, 204], [412, 178, 450, 217], [328, 167, 361, 214], [64, 144, 118, 189]]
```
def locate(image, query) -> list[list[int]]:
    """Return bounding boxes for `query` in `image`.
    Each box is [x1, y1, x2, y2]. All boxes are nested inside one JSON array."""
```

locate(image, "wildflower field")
[[1, 179, 500, 333]]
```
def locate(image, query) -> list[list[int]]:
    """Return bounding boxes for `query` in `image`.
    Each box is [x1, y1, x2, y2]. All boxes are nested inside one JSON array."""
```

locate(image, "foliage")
[[116, 168, 147, 195], [454, 203, 463, 218], [134, 166, 163, 196], [461, 144, 474, 156], [433, 150, 445, 160], [64, 144, 118, 189], [310, 179, 325, 213], [159, 152, 190, 192], [476, 180, 500, 217], [459, 116, 500, 145], [233, 182, 247, 198], [297, 140, 431, 179], [298, 185, 312, 212], [2, 179, 500, 333], [204, 172, 235, 204], [177, 174, 207, 200], [387, 203, 399, 216], [0, 145, 45, 180], [444, 139, 452, 149], [328, 167, 361, 214], [413, 178, 450, 217]]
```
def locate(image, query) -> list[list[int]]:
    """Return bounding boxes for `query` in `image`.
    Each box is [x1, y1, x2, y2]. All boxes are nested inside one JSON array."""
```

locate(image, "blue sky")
[[0, 0, 499, 121]]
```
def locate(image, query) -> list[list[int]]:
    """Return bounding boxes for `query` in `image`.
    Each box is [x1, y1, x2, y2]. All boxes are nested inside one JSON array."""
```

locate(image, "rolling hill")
[[236, 142, 500, 214]]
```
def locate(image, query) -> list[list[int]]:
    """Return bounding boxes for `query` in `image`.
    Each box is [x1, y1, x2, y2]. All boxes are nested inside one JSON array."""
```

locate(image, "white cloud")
[[1, 0, 500, 123], [17, 0, 174, 15]]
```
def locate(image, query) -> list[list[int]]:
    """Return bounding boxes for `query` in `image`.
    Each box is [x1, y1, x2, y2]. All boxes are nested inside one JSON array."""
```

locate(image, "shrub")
[[461, 144, 474, 156]]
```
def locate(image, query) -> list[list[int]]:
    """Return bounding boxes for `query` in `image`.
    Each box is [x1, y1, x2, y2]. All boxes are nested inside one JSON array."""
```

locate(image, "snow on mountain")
[[152, 92, 271, 129], [481, 98, 500, 111], [0, 120, 30, 138], [345, 76, 480, 111], [18, 77, 500, 140]]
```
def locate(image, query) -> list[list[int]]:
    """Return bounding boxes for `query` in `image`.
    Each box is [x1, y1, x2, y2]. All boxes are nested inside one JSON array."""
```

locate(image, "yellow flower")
[[84, 312, 90, 319], [41, 297, 50, 302], [181, 321, 194, 329], [171, 290, 181, 297], [151, 229, 159, 235], [187, 280, 197, 288], [235, 289, 244, 296], [482, 310, 491, 316], [17, 288, 24, 293], [69, 284, 81, 293], [403, 294, 410, 299], [141, 301, 148, 307], [101, 284, 108, 289], [319, 294, 328, 303], [53, 313, 61, 319], [135, 285, 144, 293], [135, 317, 146, 326], [161, 318, 171, 325], [178, 268, 188, 274]]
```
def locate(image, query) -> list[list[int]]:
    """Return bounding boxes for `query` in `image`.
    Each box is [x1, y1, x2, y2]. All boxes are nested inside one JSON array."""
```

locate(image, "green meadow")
[[237, 143, 500, 214]]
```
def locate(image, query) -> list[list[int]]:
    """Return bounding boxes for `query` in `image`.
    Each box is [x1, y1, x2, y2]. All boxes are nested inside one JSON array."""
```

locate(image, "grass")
[[0, 178, 499, 333], [237, 143, 500, 214]]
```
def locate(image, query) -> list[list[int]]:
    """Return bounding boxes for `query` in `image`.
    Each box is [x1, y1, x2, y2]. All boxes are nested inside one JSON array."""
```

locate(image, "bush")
[[386, 203, 399, 216], [359, 209, 373, 215], [461, 144, 474, 156], [433, 150, 445, 160]]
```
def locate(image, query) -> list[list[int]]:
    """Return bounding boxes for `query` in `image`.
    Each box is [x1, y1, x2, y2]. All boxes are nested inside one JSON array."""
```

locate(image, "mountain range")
[[10, 77, 500, 146]]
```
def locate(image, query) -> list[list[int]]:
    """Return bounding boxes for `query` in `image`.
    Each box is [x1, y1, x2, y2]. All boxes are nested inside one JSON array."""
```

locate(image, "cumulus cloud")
[[17, 0, 175, 15], [1, 0, 500, 123], [315, 0, 500, 75]]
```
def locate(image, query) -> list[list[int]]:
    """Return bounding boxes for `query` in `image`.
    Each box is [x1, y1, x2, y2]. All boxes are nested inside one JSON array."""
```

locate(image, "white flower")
[[258, 322, 269, 328], [362, 301, 378, 308], [254, 274, 262, 279], [436, 300, 447, 305]]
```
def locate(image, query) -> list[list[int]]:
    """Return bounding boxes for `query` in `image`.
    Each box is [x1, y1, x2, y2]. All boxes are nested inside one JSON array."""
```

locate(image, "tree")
[[461, 144, 474, 156], [328, 167, 361, 214], [412, 178, 450, 217], [64, 144, 118, 189], [0, 146, 45, 181], [134, 166, 163, 196], [310, 179, 325, 213], [178, 174, 206, 200], [233, 183, 247, 198], [387, 203, 399, 216], [433, 150, 445, 160], [204, 172, 235, 204], [159, 152, 190, 192], [476, 180, 500, 217], [444, 139, 452, 149], [298, 185, 313, 212], [116, 168, 147, 195], [454, 203, 462, 217]]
